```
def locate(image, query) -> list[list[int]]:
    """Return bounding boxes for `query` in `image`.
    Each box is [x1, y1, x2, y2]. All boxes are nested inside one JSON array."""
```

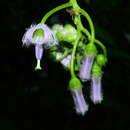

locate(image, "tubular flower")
[[22, 24, 58, 70], [79, 55, 95, 81], [90, 63, 103, 104], [69, 77, 89, 115], [91, 76, 103, 104], [35, 44, 44, 70], [79, 43, 96, 81]]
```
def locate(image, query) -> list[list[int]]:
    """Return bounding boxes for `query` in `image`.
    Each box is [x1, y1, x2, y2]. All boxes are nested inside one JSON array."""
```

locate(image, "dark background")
[[1, 0, 130, 129]]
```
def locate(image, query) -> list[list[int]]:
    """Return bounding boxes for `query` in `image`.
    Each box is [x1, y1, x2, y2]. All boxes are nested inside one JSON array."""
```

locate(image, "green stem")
[[70, 0, 94, 41], [78, 23, 106, 56], [82, 28, 91, 39], [79, 8, 95, 42], [76, 16, 106, 56], [75, 53, 82, 71], [75, 15, 91, 39], [70, 32, 81, 78], [94, 39, 107, 57], [70, 0, 80, 11], [56, 49, 69, 62], [40, 2, 72, 24]]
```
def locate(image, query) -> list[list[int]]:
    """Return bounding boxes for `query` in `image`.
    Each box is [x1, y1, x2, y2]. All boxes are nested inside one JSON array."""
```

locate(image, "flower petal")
[[90, 77, 103, 104], [35, 44, 43, 60], [79, 55, 95, 81], [71, 88, 89, 115], [22, 24, 58, 46]]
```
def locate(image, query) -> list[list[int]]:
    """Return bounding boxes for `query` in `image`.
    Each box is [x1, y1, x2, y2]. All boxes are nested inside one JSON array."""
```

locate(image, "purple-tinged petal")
[[71, 88, 89, 116], [79, 55, 95, 81], [90, 77, 103, 104], [22, 24, 58, 46], [35, 44, 43, 60], [22, 24, 37, 46], [61, 55, 71, 68], [35, 44, 43, 70]]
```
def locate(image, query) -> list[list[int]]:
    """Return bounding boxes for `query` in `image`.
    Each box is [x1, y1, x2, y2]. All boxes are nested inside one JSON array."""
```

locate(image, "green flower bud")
[[52, 24, 63, 32], [92, 63, 102, 77], [96, 54, 107, 66], [85, 43, 97, 55], [56, 31, 64, 41], [69, 77, 82, 90], [63, 24, 77, 43], [56, 24, 77, 43]]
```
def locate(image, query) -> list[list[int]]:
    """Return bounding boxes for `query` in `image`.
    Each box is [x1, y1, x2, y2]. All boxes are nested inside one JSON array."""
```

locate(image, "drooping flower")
[[22, 24, 58, 46], [79, 55, 95, 81], [79, 43, 96, 81], [90, 63, 103, 104], [69, 77, 89, 115], [22, 24, 58, 70]]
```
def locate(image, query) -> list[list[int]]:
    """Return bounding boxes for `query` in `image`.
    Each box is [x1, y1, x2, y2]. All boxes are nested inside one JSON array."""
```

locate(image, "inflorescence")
[[22, 0, 107, 116]]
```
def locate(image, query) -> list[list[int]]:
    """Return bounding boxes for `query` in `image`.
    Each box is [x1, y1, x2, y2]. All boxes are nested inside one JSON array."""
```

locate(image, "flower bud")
[[52, 24, 63, 32], [56, 24, 77, 43], [85, 43, 97, 55], [91, 62, 102, 77], [96, 54, 107, 66], [69, 77, 82, 90]]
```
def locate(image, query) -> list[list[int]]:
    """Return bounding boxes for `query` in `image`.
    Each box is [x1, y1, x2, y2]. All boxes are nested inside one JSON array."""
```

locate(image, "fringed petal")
[[22, 24, 58, 46]]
